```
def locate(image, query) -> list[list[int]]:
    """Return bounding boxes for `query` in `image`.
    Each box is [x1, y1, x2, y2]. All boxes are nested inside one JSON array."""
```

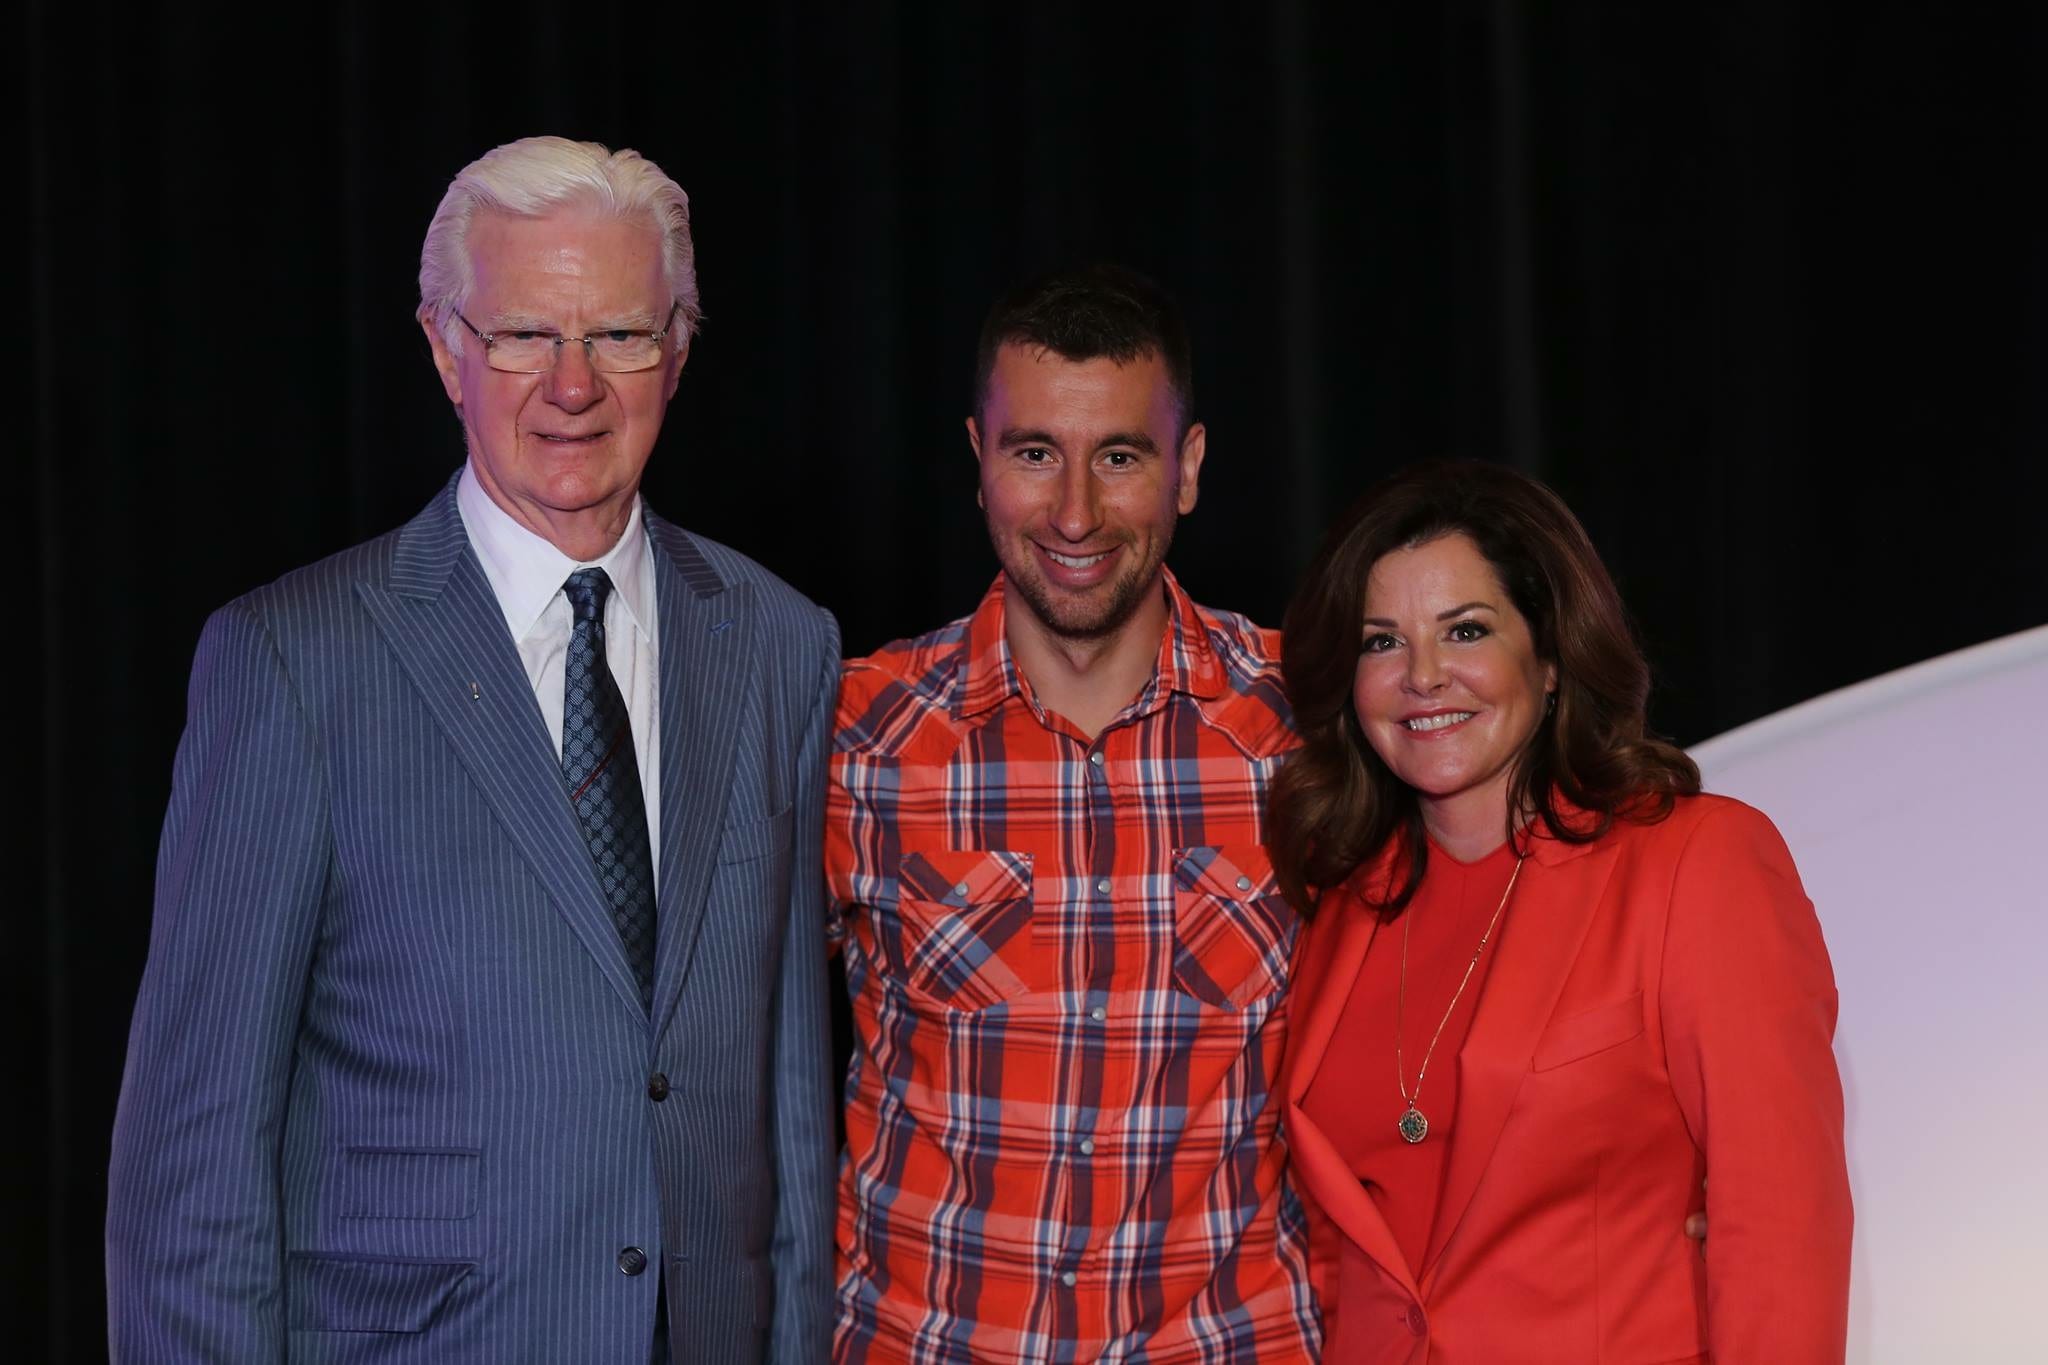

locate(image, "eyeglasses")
[[455, 302, 681, 374]]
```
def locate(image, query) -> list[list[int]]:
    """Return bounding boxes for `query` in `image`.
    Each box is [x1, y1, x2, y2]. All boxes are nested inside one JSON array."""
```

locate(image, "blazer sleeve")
[[1660, 801, 1852, 1364], [106, 601, 330, 1363], [765, 612, 842, 1364]]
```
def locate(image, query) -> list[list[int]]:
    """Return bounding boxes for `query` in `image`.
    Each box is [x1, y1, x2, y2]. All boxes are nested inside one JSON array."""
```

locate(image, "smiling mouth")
[[1405, 711, 1475, 732], [1045, 548, 1111, 569]]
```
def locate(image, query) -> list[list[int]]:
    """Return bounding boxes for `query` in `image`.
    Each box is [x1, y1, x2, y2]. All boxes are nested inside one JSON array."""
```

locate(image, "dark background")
[[20, 3, 2046, 1357]]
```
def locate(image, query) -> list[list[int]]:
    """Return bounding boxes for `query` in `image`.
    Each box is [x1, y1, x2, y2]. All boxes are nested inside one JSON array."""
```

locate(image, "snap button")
[[1234, 875, 1252, 891], [1094, 878, 1110, 894], [1060, 1270, 1077, 1288]]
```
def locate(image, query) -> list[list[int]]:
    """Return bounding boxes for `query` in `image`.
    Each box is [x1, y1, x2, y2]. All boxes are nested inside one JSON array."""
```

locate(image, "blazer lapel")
[[355, 481, 647, 1017], [643, 515, 751, 1035], [1420, 831, 1621, 1283], [1285, 886, 1421, 1301]]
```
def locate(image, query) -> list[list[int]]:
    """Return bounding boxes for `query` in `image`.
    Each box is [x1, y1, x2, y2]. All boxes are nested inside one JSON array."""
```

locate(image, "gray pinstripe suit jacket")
[[107, 476, 840, 1363]]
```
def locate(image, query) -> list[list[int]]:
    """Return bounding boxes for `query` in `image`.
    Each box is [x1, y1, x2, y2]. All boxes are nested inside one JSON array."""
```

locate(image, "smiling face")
[[422, 208, 684, 559], [967, 342, 1205, 642], [1353, 532, 1557, 837]]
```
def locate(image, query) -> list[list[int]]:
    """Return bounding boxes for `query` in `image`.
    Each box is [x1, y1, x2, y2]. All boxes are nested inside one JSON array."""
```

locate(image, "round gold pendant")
[[1397, 1106, 1429, 1144]]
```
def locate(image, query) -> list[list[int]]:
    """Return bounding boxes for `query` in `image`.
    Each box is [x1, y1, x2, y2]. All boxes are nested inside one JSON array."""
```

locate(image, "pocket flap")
[[1173, 846, 1278, 902], [287, 1253, 473, 1333], [1532, 991, 1646, 1071], [898, 848, 1034, 905]]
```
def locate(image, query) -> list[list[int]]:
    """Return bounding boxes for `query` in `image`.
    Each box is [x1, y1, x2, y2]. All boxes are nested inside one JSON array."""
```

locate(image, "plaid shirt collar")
[[954, 567, 1227, 724]]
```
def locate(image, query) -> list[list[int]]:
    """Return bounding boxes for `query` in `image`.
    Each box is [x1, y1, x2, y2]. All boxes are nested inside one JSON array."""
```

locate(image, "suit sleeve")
[[766, 609, 842, 1363], [106, 601, 330, 1363], [1661, 802, 1852, 1364]]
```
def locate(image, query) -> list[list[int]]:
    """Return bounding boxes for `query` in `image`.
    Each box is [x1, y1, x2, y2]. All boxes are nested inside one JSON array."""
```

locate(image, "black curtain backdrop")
[[20, 3, 2046, 1356]]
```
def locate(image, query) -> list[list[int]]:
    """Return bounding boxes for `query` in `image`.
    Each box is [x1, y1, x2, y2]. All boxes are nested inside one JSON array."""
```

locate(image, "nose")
[[1048, 459, 1103, 542], [1404, 639, 1448, 694], [542, 338, 604, 413]]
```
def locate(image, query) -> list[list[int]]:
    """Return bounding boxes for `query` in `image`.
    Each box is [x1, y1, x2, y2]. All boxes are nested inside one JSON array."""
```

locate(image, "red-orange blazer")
[[1284, 794, 1851, 1364]]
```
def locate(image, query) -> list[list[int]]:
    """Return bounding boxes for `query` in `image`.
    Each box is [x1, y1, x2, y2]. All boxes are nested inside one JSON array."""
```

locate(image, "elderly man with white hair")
[[107, 136, 839, 1364]]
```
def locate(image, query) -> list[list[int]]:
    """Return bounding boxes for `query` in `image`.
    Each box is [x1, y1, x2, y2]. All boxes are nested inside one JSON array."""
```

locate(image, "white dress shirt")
[[456, 462, 662, 876]]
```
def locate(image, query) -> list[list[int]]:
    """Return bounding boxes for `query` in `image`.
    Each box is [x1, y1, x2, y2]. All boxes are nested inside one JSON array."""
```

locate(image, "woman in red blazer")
[[1268, 462, 1850, 1363]]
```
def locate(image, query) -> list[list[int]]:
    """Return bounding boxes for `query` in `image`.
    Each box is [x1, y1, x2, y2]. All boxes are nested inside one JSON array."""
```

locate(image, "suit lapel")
[[1285, 888, 1421, 1300], [355, 482, 647, 1017], [644, 515, 751, 1036], [1420, 833, 1620, 1283]]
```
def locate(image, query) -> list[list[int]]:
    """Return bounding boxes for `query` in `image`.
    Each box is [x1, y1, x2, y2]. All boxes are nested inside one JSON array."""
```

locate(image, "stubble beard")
[[991, 517, 1177, 644]]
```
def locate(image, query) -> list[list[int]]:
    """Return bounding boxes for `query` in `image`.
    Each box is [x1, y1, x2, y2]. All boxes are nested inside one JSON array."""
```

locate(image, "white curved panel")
[[1690, 624, 2048, 1365]]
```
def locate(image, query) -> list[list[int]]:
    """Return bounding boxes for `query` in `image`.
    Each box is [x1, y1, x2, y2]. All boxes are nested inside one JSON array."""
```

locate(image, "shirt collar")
[[455, 460, 657, 647], [955, 565, 1225, 722]]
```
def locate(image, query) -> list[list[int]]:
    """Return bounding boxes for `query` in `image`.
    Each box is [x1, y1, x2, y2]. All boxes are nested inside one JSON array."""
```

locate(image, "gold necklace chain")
[[1394, 854, 1525, 1144]]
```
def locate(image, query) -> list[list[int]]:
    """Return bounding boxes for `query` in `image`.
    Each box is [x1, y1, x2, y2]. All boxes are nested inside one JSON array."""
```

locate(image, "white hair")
[[418, 136, 701, 355]]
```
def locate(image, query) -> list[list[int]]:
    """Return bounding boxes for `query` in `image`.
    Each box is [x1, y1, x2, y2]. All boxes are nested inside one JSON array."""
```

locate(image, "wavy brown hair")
[[1268, 460, 1699, 915]]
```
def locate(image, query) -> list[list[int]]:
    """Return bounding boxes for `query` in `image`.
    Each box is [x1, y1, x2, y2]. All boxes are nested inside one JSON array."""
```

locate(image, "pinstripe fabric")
[[828, 574, 1321, 1363], [107, 474, 840, 1363]]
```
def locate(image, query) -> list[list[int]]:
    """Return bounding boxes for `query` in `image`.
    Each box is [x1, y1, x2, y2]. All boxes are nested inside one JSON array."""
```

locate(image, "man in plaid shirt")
[[827, 266, 1319, 1362]]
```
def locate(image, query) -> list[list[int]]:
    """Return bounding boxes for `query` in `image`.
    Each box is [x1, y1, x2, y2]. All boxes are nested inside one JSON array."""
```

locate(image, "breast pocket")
[[891, 849, 1036, 1012], [1170, 846, 1297, 1010], [1532, 991, 1646, 1071]]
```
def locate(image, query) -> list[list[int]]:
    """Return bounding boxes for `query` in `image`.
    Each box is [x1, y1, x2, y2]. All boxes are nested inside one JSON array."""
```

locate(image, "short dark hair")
[[1267, 459, 1701, 915], [972, 264, 1195, 428]]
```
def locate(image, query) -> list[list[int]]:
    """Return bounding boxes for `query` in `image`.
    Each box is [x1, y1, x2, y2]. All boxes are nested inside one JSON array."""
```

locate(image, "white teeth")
[[1046, 549, 1108, 568], [1406, 712, 1474, 732]]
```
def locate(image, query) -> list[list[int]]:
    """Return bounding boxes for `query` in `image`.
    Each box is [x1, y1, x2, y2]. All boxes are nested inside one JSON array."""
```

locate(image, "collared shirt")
[[828, 570, 1319, 1363], [456, 461, 662, 871]]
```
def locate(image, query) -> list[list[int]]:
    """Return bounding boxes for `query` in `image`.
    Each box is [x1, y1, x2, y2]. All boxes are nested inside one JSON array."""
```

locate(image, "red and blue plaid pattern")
[[828, 572, 1319, 1362]]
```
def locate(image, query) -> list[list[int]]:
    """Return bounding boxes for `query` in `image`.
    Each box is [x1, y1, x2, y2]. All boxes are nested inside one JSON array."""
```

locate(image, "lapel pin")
[[709, 619, 734, 635], [470, 682, 482, 701]]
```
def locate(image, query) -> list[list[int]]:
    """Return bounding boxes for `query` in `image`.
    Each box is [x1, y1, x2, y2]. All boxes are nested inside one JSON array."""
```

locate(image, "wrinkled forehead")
[[462, 208, 670, 321]]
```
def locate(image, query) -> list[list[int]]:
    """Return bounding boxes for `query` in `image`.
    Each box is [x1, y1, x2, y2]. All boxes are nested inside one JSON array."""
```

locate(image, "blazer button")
[[1405, 1303, 1427, 1335], [647, 1072, 670, 1102], [618, 1246, 649, 1276]]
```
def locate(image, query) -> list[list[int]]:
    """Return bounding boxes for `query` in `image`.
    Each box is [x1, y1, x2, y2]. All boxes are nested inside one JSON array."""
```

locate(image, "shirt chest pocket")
[[889, 849, 1037, 1012], [1170, 845, 1297, 1010]]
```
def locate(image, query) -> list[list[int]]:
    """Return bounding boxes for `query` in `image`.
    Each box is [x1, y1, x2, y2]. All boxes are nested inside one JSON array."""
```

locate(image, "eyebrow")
[[484, 310, 663, 332], [1361, 601, 1499, 627], [995, 427, 1161, 455]]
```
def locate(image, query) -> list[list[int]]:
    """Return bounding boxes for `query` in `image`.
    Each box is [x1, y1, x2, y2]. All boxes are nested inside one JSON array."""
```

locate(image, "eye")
[[505, 330, 556, 343], [596, 330, 640, 343], [1361, 631, 1400, 654], [1448, 619, 1490, 643], [1101, 449, 1138, 469], [1016, 446, 1054, 465]]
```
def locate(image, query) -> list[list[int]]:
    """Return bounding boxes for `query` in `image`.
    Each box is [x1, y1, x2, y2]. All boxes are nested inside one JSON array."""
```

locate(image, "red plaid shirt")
[[828, 572, 1319, 1362]]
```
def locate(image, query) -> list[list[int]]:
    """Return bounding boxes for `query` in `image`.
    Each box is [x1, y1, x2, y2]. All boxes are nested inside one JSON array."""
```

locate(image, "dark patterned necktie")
[[560, 568, 657, 1009]]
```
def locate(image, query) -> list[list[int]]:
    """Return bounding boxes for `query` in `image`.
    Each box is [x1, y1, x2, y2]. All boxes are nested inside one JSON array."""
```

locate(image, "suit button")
[[1405, 1303, 1427, 1335], [647, 1072, 670, 1102], [618, 1247, 648, 1276]]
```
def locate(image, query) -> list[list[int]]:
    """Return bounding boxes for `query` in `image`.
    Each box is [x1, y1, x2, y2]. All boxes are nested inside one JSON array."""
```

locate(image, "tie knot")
[[562, 567, 614, 625]]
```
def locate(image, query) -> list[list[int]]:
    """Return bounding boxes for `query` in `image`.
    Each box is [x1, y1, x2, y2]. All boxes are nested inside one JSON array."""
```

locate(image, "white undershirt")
[[456, 461, 662, 876]]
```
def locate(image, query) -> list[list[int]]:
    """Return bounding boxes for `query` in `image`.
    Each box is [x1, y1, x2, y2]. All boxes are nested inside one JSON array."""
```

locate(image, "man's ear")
[[662, 335, 690, 403], [1175, 421, 1207, 515], [421, 313, 463, 406], [966, 415, 985, 508]]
